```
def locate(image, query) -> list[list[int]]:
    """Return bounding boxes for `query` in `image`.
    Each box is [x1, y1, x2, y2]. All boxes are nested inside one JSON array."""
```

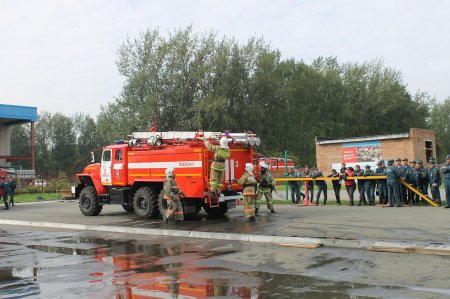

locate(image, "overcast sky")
[[1, 0, 449, 117]]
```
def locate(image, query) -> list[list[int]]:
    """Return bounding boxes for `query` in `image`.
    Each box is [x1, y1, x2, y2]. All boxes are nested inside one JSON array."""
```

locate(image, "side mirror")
[[91, 152, 95, 163]]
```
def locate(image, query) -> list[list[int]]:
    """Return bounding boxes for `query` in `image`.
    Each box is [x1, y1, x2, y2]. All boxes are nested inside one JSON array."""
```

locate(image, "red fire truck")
[[75, 130, 260, 219], [259, 157, 295, 175]]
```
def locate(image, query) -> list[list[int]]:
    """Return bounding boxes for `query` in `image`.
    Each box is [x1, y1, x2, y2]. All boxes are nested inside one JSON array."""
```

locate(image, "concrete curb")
[[2, 219, 450, 256], [0, 219, 321, 246]]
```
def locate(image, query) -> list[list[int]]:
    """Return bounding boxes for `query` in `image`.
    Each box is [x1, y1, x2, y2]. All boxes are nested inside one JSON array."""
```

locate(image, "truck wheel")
[[133, 187, 159, 219], [79, 186, 103, 216], [122, 204, 134, 213], [203, 202, 228, 217]]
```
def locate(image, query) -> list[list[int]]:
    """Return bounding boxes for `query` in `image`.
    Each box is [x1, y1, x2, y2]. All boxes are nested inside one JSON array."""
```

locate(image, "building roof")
[[316, 132, 410, 145], [0, 104, 38, 125]]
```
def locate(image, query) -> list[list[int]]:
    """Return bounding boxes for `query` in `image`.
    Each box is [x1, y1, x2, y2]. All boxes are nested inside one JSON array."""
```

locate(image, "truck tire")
[[122, 204, 134, 213], [203, 202, 228, 217], [79, 186, 103, 216], [133, 187, 159, 219]]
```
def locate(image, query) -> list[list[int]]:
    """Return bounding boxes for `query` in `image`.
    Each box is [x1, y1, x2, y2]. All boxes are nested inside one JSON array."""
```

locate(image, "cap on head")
[[219, 136, 229, 149], [365, 165, 370, 169], [387, 159, 394, 166], [418, 160, 423, 165], [402, 158, 408, 162], [410, 160, 416, 164], [429, 160, 436, 165], [446, 154, 450, 160], [395, 158, 401, 162]]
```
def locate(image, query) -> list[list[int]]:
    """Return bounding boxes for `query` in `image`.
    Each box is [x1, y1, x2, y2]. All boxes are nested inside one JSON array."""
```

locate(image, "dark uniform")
[[303, 167, 314, 201], [328, 171, 341, 205], [441, 155, 450, 208], [375, 161, 387, 205], [363, 166, 376, 206], [429, 162, 441, 206], [416, 161, 429, 197], [1, 177, 10, 210], [398, 160, 408, 204], [312, 170, 327, 205], [288, 169, 301, 204], [354, 167, 367, 206], [405, 161, 417, 205], [9, 179, 16, 206], [386, 160, 401, 207]]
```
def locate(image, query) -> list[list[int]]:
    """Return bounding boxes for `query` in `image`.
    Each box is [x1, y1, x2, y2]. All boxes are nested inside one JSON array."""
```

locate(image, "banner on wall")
[[342, 140, 381, 163]]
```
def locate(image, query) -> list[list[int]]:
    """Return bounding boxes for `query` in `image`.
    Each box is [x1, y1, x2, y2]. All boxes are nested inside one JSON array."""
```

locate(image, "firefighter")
[[363, 165, 376, 206], [406, 161, 418, 205], [9, 178, 16, 206], [1, 176, 10, 210], [162, 168, 185, 224], [386, 159, 401, 207], [236, 163, 257, 221], [255, 162, 276, 214], [441, 154, 450, 208], [204, 136, 231, 202], [327, 169, 341, 205], [429, 160, 441, 206], [312, 167, 327, 205], [375, 160, 387, 205]]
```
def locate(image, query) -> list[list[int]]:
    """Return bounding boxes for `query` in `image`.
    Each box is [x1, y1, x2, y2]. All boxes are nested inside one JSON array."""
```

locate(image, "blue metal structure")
[[0, 104, 38, 125]]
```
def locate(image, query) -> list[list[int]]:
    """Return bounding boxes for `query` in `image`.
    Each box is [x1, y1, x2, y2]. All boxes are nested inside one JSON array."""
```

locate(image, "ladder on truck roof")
[[131, 131, 260, 145]]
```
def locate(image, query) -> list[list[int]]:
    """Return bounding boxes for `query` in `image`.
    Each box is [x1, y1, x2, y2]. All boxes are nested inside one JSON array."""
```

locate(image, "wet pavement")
[[1, 227, 450, 298], [2, 201, 450, 244]]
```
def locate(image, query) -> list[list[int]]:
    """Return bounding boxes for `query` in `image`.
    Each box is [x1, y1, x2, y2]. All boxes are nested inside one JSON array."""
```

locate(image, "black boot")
[[270, 208, 276, 213], [254, 208, 259, 215]]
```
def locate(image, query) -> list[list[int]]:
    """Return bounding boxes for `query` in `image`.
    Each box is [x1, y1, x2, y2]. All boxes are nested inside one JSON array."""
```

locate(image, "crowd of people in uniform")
[[287, 155, 450, 208], [1, 176, 16, 210]]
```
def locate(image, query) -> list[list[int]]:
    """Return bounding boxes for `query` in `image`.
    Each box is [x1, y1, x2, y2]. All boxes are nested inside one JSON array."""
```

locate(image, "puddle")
[[0, 229, 449, 298]]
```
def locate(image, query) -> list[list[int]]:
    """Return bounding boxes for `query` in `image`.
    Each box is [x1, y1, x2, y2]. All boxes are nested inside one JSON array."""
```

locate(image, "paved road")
[[1, 200, 449, 244]]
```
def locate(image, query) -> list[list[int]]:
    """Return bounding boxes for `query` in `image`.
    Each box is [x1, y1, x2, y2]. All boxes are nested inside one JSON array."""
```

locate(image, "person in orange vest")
[[162, 168, 185, 224], [236, 163, 257, 221], [204, 136, 231, 202]]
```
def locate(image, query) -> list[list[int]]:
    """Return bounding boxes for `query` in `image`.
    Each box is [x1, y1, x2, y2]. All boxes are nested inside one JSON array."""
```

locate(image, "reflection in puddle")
[[0, 230, 449, 298]]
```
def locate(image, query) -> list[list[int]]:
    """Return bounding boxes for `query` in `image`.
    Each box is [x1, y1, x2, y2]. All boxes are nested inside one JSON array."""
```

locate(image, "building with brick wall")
[[315, 128, 436, 174]]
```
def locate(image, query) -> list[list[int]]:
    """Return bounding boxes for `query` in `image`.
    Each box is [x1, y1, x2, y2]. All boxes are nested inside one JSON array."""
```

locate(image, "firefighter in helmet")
[[163, 168, 185, 224], [255, 162, 276, 214], [236, 163, 257, 221], [204, 136, 231, 202]]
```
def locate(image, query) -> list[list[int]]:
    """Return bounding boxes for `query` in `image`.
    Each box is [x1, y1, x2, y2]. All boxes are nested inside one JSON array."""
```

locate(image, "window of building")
[[425, 140, 433, 162]]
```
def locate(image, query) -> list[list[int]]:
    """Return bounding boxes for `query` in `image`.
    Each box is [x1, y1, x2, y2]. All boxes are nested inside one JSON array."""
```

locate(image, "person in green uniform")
[[162, 168, 185, 224], [386, 159, 401, 207], [255, 162, 276, 214], [236, 163, 257, 221], [204, 136, 231, 202]]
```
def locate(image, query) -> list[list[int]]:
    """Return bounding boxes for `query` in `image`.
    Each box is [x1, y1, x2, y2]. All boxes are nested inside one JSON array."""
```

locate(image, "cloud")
[[0, 0, 449, 117]]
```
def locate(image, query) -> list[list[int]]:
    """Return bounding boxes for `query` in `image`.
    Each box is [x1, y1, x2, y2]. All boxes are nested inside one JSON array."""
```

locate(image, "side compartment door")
[[101, 149, 112, 185]]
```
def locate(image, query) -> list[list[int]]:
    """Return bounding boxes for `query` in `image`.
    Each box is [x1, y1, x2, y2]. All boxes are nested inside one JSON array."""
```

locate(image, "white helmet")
[[219, 136, 229, 149], [259, 161, 268, 169], [245, 163, 254, 173], [165, 168, 174, 177]]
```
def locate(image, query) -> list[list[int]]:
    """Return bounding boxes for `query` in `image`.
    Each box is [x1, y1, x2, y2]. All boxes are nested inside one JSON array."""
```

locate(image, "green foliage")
[[18, 26, 450, 178]]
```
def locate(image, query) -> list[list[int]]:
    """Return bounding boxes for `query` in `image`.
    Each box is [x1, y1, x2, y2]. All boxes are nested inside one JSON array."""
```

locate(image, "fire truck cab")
[[75, 130, 260, 219]]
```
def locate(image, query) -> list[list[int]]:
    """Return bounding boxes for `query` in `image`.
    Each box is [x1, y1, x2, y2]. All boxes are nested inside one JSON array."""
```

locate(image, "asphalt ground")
[[1, 199, 449, 245]]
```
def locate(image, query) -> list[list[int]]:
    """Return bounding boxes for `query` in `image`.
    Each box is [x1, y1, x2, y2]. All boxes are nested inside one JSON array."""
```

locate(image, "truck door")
[[112, 148, 127, 186], [101, 149, 112, 185]]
